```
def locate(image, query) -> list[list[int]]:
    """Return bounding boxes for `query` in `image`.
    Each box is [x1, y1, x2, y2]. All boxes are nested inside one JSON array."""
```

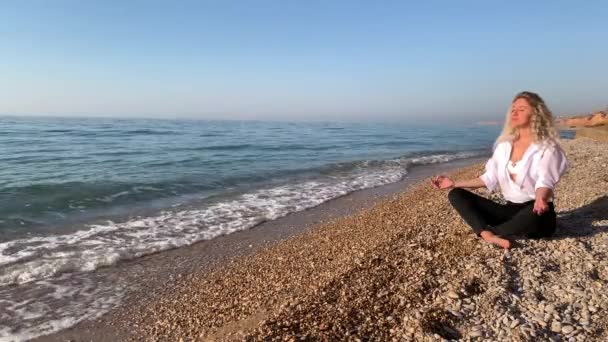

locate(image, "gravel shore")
[[128, 137, 607, 341]]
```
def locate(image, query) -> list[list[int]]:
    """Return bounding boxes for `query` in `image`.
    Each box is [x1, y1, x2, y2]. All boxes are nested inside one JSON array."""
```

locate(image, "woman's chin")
[[511, 122, 529, 130]]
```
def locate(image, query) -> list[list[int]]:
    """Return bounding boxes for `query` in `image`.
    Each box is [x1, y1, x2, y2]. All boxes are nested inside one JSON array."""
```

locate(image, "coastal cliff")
[[557, 111, 608, 128], [558, 111, 608, 142]]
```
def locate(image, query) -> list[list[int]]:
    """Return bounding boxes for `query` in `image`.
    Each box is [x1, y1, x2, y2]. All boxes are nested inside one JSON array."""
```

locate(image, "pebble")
[[562, 325, 575, 334], [447, 291, 459, 299], [469, 330, 482, 337]]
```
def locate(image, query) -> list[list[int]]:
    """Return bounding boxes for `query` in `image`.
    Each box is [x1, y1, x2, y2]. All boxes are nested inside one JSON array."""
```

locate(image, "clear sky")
[[1, 1, 607, 122]]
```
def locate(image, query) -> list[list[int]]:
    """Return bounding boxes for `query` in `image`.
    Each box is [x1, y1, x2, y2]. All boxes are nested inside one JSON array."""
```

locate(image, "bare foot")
[[480, 231, 511, 249], [485, 235, 511, 249]]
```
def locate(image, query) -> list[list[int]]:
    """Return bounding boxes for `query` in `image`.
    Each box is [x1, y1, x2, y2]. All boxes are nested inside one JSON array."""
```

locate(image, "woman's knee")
[[447, 187, 467, 205]]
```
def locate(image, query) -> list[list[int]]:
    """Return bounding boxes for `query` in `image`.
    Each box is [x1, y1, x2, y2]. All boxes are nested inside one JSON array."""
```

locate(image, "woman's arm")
[[454, 177, 487, 189], [535, 187, 553, 202], [533, 144, 568, 215], [431, 176, 486, 189], [433, 145, 501, 190], [533, 187, 553, 215]]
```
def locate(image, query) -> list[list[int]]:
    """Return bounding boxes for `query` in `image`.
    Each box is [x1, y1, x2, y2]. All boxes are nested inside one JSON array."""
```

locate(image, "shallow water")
[[0, 116, 506, 340]]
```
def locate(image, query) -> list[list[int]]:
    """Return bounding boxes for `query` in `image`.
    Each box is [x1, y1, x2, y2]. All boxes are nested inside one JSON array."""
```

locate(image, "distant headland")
[[556, 110, 608, 128], [556, 109, 608, 142]]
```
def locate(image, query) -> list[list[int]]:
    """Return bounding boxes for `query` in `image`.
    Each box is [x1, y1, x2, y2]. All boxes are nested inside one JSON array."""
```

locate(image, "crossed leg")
[[447, 188, 546, 249]]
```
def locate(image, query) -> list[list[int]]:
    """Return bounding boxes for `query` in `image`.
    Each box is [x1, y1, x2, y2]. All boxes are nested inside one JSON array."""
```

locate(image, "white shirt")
[[504, 159, 531, 203], [480, 139, 569, 203]]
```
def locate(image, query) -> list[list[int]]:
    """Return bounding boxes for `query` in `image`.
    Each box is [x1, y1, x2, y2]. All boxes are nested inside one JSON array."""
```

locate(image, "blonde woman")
[[431, 91, 568, 249]]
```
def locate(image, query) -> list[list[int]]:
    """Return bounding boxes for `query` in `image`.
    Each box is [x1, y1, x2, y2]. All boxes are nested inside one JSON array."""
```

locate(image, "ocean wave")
[[0, 149, 486, 341], [166, 143, 255, 152], [0, 150, 483, 287], [91, 150, 147, 157], [0, 181, 193, 233], [41, 129, 76, 133], [122, 129, 177, 135], [0, 272, 124, 342], [167, 143, 340, 153]]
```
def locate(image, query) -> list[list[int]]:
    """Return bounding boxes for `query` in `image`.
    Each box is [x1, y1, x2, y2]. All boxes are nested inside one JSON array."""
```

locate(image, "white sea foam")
[[0, 152, 478, 286], [0, 272, 124, 342], [0, 151, 478, 340]]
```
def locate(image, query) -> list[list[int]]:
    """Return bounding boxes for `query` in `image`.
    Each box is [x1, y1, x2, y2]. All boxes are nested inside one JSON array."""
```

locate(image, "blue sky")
[[1, 1, 607, 122]]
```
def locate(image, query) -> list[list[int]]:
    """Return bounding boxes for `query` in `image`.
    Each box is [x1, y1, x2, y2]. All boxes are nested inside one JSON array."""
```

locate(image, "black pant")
[[448, 188, 556, 239]]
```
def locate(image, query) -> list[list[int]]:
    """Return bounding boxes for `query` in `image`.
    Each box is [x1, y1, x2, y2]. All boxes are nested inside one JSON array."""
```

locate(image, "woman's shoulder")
[[493, 140, 510, 152], [537, 138, 564, 152], [536, 139, 568, 160]]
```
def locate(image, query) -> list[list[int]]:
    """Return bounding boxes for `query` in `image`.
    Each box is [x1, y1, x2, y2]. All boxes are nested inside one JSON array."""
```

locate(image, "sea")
[[0, 116, 560, 340]]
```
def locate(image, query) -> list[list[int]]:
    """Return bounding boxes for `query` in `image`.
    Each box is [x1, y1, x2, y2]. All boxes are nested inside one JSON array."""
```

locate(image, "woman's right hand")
[[431, 175, 454, 189]]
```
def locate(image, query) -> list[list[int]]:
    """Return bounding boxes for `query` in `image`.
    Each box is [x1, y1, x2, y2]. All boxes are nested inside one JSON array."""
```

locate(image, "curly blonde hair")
[[495, 91, 558, 146]]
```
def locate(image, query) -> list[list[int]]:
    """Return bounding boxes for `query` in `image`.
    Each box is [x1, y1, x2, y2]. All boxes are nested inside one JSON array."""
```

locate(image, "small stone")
[[447, 291, 459, 299], [443, 325, 458, 336], [545, 304, 556, 313], [551, 321, 562, 333], [448, 310, 462, 319], [469, 330, 482, 337], [562, 325, 574, 334]]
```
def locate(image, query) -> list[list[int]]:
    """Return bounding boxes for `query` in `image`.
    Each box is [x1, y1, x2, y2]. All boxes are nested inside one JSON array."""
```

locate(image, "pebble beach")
[[115, 137, 607, 341]]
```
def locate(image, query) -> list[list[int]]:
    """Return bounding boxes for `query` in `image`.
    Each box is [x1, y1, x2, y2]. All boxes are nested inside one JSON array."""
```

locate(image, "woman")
[[431, 91, 568, 249]]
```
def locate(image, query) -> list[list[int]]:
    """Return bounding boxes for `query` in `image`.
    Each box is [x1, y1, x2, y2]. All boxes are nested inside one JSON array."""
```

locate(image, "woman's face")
[[510, 98, 534, 128]]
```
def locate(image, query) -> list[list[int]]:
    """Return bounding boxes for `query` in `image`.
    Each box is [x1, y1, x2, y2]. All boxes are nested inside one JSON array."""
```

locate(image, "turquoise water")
[[0, 116, 502, 283], [0, 116, 505, 340], [0, 117, 499, 239]]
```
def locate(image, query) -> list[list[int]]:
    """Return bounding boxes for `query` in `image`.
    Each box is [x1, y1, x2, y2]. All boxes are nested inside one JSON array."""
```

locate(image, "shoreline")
[[33, 156, 486, 341], [126, 137, 606, 341], [27, 138, 608, 341]]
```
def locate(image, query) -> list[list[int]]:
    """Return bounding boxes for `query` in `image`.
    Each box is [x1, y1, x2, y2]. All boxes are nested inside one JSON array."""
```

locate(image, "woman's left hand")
[[533, 198, 549, 215]]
